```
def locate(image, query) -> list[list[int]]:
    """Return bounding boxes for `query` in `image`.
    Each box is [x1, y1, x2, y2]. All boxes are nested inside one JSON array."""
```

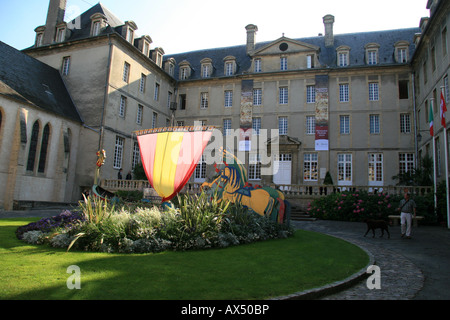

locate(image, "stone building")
[[0, 41, 82, 210], [1, 0, 448, 209], [165, 19, 420, 187], [412, 0, 450, 182], [24, 1, 177, 194]]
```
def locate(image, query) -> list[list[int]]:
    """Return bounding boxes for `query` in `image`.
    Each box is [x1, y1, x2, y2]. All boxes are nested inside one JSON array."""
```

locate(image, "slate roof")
[[0, 41, 82, 122], [164, 27, 421, 81], [65, 2, 124, 42]]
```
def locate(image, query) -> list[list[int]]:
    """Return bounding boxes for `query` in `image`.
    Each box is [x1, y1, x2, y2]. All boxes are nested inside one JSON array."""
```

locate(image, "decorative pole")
[[94, 149, 106, 186]]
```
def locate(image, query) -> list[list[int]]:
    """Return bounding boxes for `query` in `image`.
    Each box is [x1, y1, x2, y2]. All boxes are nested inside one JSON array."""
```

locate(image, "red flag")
[[441, 91, 447, 128], [430, 101, 434, 136]]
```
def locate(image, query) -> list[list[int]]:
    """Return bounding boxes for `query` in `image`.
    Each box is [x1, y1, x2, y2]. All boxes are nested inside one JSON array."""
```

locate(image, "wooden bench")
[[388, 215, 424, 227]]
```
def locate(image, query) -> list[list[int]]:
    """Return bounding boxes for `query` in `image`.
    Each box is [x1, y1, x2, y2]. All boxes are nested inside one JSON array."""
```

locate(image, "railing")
[[266, 184, 433, 197], [101, 179, 152, 191], [100, 179, 432, 197]]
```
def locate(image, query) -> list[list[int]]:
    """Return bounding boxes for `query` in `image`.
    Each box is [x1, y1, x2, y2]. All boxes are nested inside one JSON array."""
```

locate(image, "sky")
[[0, 0, 431, 54]]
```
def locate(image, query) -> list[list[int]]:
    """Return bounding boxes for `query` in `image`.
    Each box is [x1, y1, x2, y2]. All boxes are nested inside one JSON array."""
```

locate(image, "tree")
[[392, 155, 433, 186], [132, 162, 147, 180]]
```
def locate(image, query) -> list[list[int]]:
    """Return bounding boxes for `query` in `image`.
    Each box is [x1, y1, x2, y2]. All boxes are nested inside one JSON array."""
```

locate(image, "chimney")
[[245, 24, 258, 55], [43, 0, 67, 45], [323, 14, 335, 48]]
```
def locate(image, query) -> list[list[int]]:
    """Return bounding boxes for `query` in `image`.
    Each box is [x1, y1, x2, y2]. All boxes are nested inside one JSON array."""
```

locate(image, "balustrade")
[[100, 179, 432, 198]]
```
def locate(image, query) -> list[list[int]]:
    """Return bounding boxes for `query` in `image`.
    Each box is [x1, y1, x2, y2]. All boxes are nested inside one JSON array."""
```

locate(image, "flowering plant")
[[307, 190, 401, 222]]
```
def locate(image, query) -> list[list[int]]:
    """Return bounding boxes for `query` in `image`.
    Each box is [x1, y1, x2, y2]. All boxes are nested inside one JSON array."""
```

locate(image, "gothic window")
[[27, 121, 40, 171], [38, 124, 50, 173]]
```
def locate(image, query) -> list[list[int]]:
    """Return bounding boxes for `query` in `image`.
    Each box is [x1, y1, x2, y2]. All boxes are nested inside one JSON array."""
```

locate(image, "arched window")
[[38, 124, 50, 173], [27, 121, 40, 171]]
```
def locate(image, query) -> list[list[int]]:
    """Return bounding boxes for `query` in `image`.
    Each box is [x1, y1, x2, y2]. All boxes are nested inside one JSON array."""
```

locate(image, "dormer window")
[[307, 55, 315, 68], [202, 64, 210, 78], [365, 43, 380, 65], [156, 53, 162, 66], [201, 58, 213, 78], [151, 47, 165, 68], [127, 28, 134, 43], [143, 42, 150, 56], [34, 26, 45, 47], [223, 56, 236, 76], [122, 21, 138, 44], [90, 13, 107, 37], [36, 33, 44, 47], [165, 58, 176, 76], [92, 21, 101, 36], [280, 56, 288, 71], [179, 61, 192, 80], [337, 45, 350, 67], [395, 41, 410, 63], [136, 35, 152, 57], [254, 58, 262, 72], [55, 22, 68, 43]]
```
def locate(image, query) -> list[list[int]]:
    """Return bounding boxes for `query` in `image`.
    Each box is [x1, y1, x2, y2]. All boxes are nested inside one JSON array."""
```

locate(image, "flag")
[[430, 101, 434, 136], [441, 91, 447, 128]]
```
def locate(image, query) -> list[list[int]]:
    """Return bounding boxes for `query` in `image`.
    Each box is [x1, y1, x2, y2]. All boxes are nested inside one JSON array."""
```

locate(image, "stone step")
[[290, 209, 316, 221]]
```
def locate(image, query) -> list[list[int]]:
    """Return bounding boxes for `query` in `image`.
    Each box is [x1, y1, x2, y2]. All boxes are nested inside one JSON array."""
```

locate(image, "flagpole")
[[440, 87, 450, 229], [433, 135, 438, 213], [444, 128, 449, 229], [431, 98, 438, 215]]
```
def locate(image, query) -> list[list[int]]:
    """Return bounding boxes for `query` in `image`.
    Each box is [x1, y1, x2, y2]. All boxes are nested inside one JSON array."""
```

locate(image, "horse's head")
[[220, 166, 244, 191]]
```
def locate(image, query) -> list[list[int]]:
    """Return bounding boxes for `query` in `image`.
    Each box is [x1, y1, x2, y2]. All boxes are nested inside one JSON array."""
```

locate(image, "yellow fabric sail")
[[135, 126, 213, 202]]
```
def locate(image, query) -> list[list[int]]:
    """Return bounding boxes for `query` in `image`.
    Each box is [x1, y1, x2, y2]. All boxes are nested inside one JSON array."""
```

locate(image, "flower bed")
[[17, 193, 293, 253], [307, 190, 403, 222]]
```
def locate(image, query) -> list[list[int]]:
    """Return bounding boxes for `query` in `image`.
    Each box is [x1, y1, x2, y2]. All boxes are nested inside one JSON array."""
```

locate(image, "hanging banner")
[[315, 75, 329, 151], [240, 79, 253, 151]]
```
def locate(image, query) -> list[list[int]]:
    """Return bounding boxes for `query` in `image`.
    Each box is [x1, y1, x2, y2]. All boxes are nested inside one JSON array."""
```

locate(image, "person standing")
[[118, 168, 123, 180], [126, 171, 132, 180], [397, 191, 417, 239]]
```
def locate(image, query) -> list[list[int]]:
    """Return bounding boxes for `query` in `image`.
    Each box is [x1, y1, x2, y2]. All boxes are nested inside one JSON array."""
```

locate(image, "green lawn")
[[0, 218, 369, 300]]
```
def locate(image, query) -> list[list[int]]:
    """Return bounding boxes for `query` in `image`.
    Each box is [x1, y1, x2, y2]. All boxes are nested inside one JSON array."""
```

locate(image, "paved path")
[[292, 220, 450, 300]]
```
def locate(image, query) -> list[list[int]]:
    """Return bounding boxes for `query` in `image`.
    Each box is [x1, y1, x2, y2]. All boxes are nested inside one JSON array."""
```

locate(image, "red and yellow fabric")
[[136, 126, 213, 202]]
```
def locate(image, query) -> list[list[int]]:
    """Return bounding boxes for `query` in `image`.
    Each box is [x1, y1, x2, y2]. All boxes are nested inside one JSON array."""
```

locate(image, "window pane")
[[338, 154, 352, 182], [306, 116, 315, 135], [307, 85, 315, 103], [400, 114, 411, 133], [369, 83, 379, 101], [304, 153, 318, 181], [253, 89, 262, 105], [38, 124, 50, 173], [279, 87, 288, 104], [113, 136, 124, 169], [370, 115, 380, 134], [27, 121, 40, 171], [339, 84, 349, 102], [340, 115, 350, 134], [279, 117, 288, 135]]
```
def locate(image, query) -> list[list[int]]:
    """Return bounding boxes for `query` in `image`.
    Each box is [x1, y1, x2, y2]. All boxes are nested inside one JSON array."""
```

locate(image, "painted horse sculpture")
[[201, 149, 290, 224]]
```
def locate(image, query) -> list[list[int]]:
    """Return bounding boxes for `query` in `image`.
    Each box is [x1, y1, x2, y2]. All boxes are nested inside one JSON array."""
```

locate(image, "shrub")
[[307, 189, 438, 224], [18, 193, 294, 253], [115, 190, 144, 202], [16, 210, 84, 240], [307, 190, 402, 222]]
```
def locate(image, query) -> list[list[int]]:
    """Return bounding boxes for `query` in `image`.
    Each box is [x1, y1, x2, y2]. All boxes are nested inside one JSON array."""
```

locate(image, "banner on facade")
[[240, 79, 253, 151], [315, 75, 329, 151]]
